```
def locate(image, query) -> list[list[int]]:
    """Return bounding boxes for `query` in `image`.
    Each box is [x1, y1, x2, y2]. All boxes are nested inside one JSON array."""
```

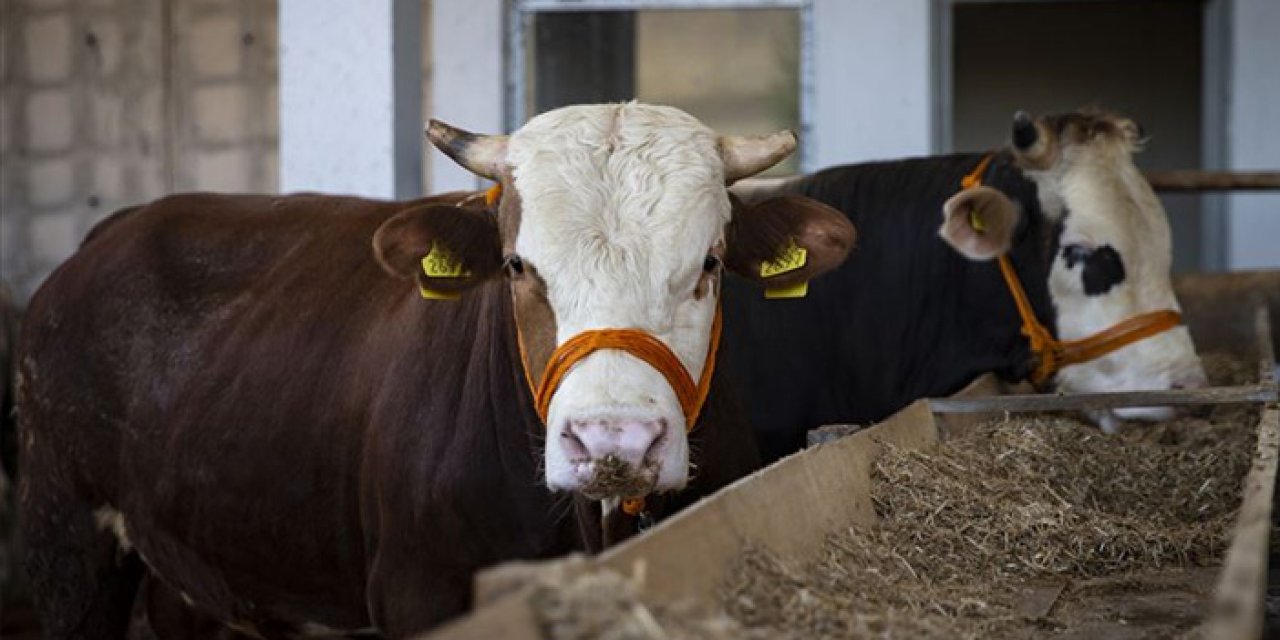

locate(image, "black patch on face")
[[1061, 243, 1126, 296]]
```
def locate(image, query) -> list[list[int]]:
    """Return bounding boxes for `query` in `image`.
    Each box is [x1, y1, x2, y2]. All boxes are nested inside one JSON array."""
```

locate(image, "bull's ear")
[[939, 186, 1020, 260], [372, 204, 503, 298], [725, 194, 856, 296]]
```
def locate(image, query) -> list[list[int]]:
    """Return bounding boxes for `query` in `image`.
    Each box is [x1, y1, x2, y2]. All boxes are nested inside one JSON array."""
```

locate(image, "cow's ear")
[[725, 194, 856, 293], [939, 186, 1020, 260], [372, 204, 503, 297]]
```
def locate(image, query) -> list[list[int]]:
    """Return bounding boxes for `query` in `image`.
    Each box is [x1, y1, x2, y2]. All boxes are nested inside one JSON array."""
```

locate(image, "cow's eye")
[[504, 254, 525, 276], [703, 255, 721, 273]]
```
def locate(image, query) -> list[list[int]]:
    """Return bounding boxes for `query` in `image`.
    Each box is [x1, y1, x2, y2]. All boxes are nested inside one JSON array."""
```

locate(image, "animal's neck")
[[394, 281, 592, 552]]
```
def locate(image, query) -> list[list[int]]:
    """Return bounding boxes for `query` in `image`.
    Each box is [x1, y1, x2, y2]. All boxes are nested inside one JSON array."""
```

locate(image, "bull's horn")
[[719, 131, 797, 183], [426, 119, 508, 180]]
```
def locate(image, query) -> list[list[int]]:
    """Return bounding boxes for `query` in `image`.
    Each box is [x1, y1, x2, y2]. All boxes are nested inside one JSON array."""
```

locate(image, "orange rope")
[[965, 155, 1183, 385], [526, 306, 722, 429], [520, 307, 723, 520], [485, 183, 502, 207], [960, 154, 994, 190], [621, 497, 647, 516]]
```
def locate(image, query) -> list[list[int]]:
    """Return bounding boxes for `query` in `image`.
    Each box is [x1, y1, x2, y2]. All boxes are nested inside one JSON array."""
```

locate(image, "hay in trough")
[[720, 351, 1259, 638]]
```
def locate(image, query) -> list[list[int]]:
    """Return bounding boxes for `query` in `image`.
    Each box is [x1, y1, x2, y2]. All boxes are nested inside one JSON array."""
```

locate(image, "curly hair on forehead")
[[1040, 108, 1140, 145]]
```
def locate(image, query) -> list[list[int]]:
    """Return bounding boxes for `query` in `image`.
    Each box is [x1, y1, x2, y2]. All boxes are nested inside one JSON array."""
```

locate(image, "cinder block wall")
[[1, 0, 278, 300]]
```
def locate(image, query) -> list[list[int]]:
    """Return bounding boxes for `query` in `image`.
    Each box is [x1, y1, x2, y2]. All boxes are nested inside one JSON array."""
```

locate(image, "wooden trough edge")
[[1207, 306, 1279, 640]]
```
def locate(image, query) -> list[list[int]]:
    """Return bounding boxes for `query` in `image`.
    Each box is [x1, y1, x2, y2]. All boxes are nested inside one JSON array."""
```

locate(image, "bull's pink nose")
[[566, 417, 668, 467]]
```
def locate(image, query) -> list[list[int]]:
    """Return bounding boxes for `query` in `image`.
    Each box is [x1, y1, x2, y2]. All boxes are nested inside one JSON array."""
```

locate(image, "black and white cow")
[[725, 110, 1206, 461]]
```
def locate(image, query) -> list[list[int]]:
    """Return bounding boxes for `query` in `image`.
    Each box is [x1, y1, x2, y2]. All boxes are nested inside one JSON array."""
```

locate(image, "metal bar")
[[928, 384, 1278, 415], [1144, 170, 1280, 192]]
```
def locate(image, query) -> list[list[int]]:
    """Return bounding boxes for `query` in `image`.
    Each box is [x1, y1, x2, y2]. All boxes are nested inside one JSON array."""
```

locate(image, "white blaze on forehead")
[[508, 103, 730, 493], [1027, 133, 1204, 398], [508, 103, 727, 376]]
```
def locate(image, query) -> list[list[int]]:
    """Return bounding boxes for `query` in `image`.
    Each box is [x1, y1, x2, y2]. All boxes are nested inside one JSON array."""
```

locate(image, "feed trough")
[[430, 271, 1278, 639]]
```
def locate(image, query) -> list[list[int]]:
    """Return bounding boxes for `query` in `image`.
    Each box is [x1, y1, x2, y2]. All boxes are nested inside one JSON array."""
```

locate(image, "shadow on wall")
[[0, 281, 29, 637]]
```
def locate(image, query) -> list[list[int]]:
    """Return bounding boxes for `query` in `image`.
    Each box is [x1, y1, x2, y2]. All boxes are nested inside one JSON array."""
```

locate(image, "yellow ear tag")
[[969, 207, 987, 234], [761, 240, 809, 299], [418, 244, 469, 300], [765, 281, 809, 299]]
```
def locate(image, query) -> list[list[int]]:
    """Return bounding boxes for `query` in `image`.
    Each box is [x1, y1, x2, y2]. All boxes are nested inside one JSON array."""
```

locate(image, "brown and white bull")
[[16, 103, 854, 637]]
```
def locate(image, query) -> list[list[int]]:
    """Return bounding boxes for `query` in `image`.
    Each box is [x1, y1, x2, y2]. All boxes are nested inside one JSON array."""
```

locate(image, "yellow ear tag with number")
[[761, 240, 809, 299], [969, 207, 987, 234], [418, 244, 469, 300]]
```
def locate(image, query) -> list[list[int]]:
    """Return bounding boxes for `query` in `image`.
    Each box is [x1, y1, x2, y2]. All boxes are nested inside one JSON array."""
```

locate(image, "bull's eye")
[[504, 254, 525, 276], [702, 255, 721, 273]]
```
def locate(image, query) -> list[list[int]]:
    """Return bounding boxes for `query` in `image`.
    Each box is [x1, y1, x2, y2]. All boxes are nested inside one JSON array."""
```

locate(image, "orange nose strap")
[[521, 306, 723, 520], [996, 255, 1182, 385], [526, 305, 722, 429], [965, 154, 1183, 385]]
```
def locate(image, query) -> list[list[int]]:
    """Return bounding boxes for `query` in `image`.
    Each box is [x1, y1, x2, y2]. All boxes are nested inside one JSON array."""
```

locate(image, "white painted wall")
[[1226, 0, 1280, 269], [810, 0, 934, 166], [279, 0, 421, 199], [429, 0, 505, 194]]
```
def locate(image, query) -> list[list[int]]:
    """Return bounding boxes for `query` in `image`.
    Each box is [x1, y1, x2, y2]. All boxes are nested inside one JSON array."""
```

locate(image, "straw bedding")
[[531, 352, 1261, 639]]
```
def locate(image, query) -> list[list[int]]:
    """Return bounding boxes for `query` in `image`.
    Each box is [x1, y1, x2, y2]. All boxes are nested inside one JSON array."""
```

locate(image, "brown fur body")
[[16, 192, 760, 637]]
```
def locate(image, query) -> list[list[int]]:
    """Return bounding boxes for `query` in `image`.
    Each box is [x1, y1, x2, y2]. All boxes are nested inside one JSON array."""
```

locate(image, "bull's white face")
[[1013, 111, 1206, 424], [506, 105, 728, 496], [400, 102, 854, 499]]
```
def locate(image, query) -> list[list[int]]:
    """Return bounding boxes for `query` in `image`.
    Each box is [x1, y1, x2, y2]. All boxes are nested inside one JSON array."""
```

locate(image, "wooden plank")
[[1144, 169, 1280, 192], [1207, 306, 1278, 640], [928, 383, 1276, 415]]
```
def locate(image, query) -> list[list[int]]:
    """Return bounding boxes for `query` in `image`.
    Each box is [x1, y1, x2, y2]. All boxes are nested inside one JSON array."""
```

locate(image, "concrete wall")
[[810, 0, 935, 166], [1, 0, 436, 300], [1225, 0, 1280, 270], [1, 0, 279, 300], [279, 0, 422, 199]]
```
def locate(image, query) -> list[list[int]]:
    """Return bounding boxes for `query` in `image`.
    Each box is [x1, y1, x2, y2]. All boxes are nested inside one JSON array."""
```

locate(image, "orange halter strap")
[[519, 306, 723, 430], [517, 303, 723, 519], [490, 182, 722, 517], [961, 155, 1184, 386]]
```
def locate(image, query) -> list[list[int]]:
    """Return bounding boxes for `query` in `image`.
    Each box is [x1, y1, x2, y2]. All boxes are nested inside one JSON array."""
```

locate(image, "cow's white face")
[[507, 105, 728, 496], [1013, 111, 1207, 425], [378, 103, 856, 499]]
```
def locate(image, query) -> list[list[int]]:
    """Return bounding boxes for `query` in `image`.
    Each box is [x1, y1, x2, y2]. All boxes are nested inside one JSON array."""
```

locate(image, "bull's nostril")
[[560, 425, 589, 461], [643, 418, 669, 462]]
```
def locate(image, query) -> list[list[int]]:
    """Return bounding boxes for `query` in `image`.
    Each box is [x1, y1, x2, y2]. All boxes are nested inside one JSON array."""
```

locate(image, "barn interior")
[[2, 1, 1278, 638]]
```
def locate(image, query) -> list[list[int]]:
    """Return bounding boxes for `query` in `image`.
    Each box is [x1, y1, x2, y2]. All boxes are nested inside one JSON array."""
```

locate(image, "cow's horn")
[[719, 131, 797, 183], [426, 119, 508, 180]]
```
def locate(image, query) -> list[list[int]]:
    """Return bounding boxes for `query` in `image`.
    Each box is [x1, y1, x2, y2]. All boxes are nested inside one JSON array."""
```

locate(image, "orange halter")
[[523, 307, 723, 429], [490, 183, 722, 517], [960, 155, 1184, 386]]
